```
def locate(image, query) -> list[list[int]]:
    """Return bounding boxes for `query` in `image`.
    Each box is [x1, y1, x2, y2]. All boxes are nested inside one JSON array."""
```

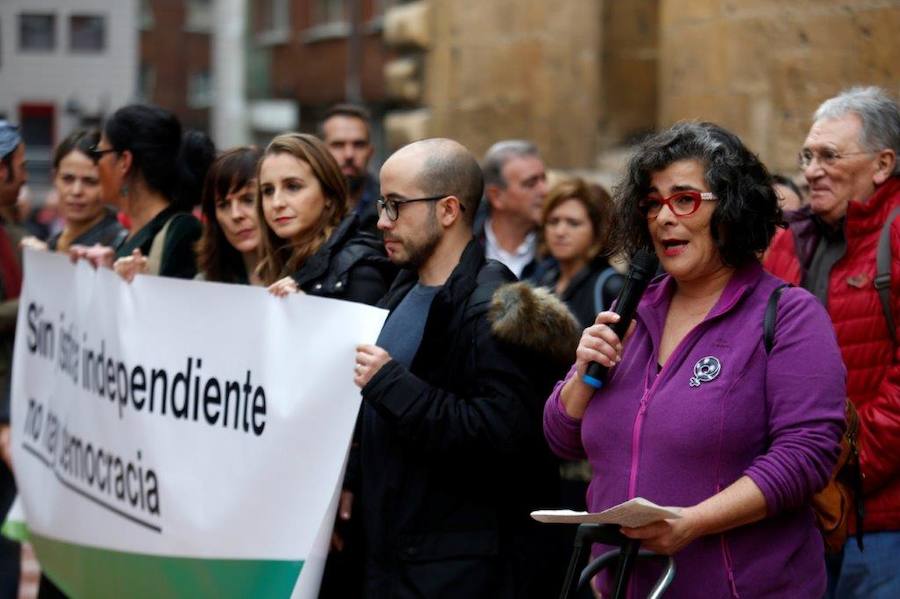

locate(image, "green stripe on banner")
[[30, 533, 303, 599], [1, 519, 28, 542]]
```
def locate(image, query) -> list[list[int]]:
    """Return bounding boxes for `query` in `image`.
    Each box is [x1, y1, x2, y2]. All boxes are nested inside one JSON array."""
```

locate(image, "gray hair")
[[814, 86, 900, 175], [481, 139, 540, 189]]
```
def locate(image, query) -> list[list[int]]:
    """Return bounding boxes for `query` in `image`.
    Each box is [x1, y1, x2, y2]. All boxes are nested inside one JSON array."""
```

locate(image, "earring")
[[120, 183, 129, 198]]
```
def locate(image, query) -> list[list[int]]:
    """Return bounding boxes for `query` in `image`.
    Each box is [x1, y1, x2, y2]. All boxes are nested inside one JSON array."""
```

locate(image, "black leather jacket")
[[291, 213, 395, 305]]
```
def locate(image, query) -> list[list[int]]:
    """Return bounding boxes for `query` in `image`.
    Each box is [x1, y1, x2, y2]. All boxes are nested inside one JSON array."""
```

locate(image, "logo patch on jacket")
[[690, 356, 722, 387], [846, 273, 869, 288]]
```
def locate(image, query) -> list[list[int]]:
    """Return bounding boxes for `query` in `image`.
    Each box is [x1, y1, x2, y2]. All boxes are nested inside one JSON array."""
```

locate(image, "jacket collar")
[[846, 175, 900, 237], [638, 260, 764, 345], [292, 213, 358, 285]]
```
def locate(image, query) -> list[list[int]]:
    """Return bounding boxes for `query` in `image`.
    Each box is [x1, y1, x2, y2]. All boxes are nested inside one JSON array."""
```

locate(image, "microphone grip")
[[580, 249, 658, 389], [582, 316, 632, 389]]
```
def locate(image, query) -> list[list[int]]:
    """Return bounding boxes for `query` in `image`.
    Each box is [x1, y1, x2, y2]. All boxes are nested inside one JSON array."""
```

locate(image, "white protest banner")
[[9, 249, 387, 598]]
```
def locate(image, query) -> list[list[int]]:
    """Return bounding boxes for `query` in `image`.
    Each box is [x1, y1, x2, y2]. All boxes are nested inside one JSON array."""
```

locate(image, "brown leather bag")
[[810, 400, 863, 553], [765, 285, 864, 553]]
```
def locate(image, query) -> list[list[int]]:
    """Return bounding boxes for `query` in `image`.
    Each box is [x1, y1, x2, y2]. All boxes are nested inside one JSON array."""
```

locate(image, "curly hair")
[[196, 146, 263, 283], [613, 121, 781, 267], [256, 133, 349, 285]]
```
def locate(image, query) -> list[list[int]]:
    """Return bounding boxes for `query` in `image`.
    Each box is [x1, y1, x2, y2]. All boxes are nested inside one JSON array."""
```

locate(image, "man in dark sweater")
[[353, 138, 577, 598]]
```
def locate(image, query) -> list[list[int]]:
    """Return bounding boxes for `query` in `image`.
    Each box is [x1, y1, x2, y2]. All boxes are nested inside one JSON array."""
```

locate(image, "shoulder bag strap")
[[145, 216, 175, 276], [764, 284, 792, 354], [875, 206, 900, 344], [592, 267, 619, 314]]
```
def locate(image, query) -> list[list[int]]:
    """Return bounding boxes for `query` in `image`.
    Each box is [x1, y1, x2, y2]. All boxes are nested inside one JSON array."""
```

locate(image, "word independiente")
[[27, 302, 268, 437]]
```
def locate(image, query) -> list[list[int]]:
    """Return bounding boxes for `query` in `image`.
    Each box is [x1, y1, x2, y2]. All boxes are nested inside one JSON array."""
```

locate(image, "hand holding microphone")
[[560, 249, 659, 419], [582, 249, 659, 388]]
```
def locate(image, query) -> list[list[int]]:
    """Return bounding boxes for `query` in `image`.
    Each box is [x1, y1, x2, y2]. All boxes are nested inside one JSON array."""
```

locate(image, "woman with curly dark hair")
[[543, 122, 846, 597], [195, 146, 264, 284]]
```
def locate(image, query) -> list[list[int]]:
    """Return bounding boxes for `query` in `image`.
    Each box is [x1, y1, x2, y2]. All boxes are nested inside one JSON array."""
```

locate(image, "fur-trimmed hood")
[[488, 281, 581, 367]]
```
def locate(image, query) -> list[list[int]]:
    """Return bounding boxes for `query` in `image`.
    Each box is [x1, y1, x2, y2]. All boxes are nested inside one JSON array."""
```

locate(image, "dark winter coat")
[[536, 256, 625, 329], [116, 207, 201, 279], [47, 207, 127, 252], [359, 239, 579, 599], [291, 213, 395, 304]]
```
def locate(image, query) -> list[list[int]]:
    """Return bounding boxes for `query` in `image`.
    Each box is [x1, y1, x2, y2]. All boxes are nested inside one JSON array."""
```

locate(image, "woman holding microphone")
[[543, 122, 845, 598]]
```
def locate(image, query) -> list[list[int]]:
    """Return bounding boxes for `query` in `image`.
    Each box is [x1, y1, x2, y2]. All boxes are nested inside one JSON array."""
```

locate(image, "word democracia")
[[27, 302, 267, 436], [25, 398, 160, 517]]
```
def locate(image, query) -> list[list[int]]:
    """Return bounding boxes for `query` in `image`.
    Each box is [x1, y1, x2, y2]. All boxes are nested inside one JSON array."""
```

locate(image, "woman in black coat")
[[71, 104, 215, 280], [536, 178, 623, 329], [195, 146, 265, 285], [256, 133, 392, 599], [259, 133, 392, 304], [535, 178, 623, 547]]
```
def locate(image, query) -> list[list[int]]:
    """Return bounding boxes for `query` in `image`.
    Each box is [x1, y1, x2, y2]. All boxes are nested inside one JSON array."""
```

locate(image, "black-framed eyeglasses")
[[797, 148, 875, 169], [637, 190, 718, 219], [87, 144, 118, 162], [376, 194, 464, 221]]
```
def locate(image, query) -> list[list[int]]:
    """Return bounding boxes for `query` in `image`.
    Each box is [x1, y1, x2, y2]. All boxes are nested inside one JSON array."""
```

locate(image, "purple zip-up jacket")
[[544, 261, 846, 598]]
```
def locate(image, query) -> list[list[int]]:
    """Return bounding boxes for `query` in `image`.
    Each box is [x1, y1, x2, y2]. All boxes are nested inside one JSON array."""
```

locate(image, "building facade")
[[139, 0, 213, 134], [0, 0, 138, 186]]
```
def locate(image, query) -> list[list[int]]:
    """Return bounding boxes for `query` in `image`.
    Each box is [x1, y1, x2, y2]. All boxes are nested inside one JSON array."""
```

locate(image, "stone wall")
[[598, 0, 659, 151], [658, 0, 900, 174], [385, 0, 602, 168]]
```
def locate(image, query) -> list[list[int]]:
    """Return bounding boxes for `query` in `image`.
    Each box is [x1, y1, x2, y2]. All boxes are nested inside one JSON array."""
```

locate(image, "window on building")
[[186, 0, 213, 32], [313, 0, 347, 25], [188, 70, 213, 108], [139, 0, 155, 30], [19, 103, 55, 186], [69, 15, 105, 52], [19, 14, 56, 52], [258, 0, 290, 34], [138, 63, 156, 103]]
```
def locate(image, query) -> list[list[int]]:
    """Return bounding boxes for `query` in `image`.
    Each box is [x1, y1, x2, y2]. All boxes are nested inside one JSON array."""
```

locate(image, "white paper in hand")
[[531, 497, 682, 528]]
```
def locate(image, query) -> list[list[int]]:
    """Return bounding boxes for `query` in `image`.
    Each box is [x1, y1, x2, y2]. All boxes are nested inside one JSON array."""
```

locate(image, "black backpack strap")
[[875, 206, 900, 345], [592, 267, 623, 314], [764, 284, 792, 354]]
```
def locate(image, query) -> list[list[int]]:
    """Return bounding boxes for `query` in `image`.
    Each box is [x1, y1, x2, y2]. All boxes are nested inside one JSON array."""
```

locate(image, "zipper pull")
[[638, 391, 650, 415]]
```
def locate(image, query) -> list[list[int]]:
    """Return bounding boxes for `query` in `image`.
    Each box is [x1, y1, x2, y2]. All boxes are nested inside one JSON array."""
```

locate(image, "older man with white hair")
[[766, 86, 900, 598]]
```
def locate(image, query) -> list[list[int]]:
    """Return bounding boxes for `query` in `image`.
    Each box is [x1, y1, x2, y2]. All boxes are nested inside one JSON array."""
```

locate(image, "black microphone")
[[582, 248, 659, 389]]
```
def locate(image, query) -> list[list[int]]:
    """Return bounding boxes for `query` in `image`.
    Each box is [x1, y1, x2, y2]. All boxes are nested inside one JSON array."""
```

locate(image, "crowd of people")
[[0, 84, 895, 599]]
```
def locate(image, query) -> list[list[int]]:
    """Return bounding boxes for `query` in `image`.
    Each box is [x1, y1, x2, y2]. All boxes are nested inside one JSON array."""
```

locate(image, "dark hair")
[[540, 177, 613, 260], [771, 174, 802, 200], [104, 104, 216, 211], [1, 154, 13, 184], [415, 138, 484, 226], [318, 103, 372, 138], [256, 133, 349, 285], [52, 128, 101, 168], [613, 121, 781, 267], [196, 146, 264, 283]]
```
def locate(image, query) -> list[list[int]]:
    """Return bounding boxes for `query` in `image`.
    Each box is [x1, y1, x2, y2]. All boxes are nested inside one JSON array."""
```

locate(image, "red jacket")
[[765, 176, 900, 532]]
